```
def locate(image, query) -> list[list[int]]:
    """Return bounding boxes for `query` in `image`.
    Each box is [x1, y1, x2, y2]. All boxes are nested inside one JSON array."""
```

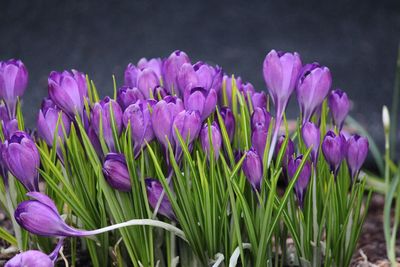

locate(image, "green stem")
[[5, 187, 22, 249], [312, 165, 319, 267]]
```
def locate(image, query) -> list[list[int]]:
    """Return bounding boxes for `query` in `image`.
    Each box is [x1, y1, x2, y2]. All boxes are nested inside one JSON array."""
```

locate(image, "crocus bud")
[[200, 122, 222, 160], [251, 123, 268, 158], [124, 63, 139, 88], [102, 153, 131, 192], [296, 63, 332, 123], [151, 96, 184, 148], [2, 131, 40, 191], [91, 97, 123, 151], [145, 178, 176, 220], [123, 100, 155, 155], [328, 89, 350, 130], [137, 68, 160, 98], [172, 110, 202, 148], [48, 70, 87, 117], [183, 87, 217, 120], [5, 250, 54, 267], [251, 92, 267, 110], [116, 86, 144, 111], [37, 98, 71, 146], [193, 61, 223, 92], [275, 135, 295, 168], [153, 86, 169, 100], [15, 192, 83, 237], [251, 107, 271, 130], [301, 122, 320, 163], [322, 130, 347, 175], [0, 59, 28, 117], [219, 107, 235, 142], [1, 119, 18, 140], [263, 50, 302, 120], [163, 50, 191, 94], [346, 135, 368, 179], [137, 57, 163, 78], [243, 148, 263, 191], [287, 155, 311, 209]]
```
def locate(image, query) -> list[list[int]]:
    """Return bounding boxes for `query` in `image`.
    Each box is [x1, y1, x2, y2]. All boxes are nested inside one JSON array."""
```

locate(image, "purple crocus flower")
[[116, 86, 144, 111], [91, 97, 123, 151], [145, 178, 176, 221], [102, 153, 131, 192], [296, 63, 332, 124], [251, 107, 272, 130], [287, 155, 311, 209], [243, 148, 263, 191], [1, 118, 18, 140], [0, 102, 9, 122], [163, 50, 191, 95], [172, 110, 202, 150], [0, 59, 28, 118], [2, 131, 40, 191], [219, 107, 235, 142], [124, 64, 161, 98], [48, 70, 87, 118], [200, 122, 222, 160], [251, 92, 267, 110], [346, 134, 369, 179], [151, 96, 184, 148], [5, 250, 54, 267], [322, 130, 347, 175], [328, 89, 350, 130], [37, 98, 71, 147], [251, 123, 268, 158], [301, 122, 320, 164], [183, 87, 217, 121], [123, 100, 156, 155], [153, 86, 169, 100], [137, 57, 163, 78]]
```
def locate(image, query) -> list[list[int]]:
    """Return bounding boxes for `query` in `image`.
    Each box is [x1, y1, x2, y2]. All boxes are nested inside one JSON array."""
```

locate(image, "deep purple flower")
[[183, 87, 217, 120], [172, 110, 202, 149], [328, 89, 350, 130], [151, 96, 184, 148], [297, 63, 332, 123], [124, 64, 160, 98], [301, 122, 320, 163], [251, 123, 268, 158], [0, 102, 9, 122], [116, 86, 144, 111], [251, 92, 267, 110], [346, 135, 368, 179], [275, 135, 295, 169], [123, 100, 156, 155], [0, 59, 28, 117], [251, 107, 272, 130], [37, 98, 71, 146], [102, 153, 131, 192], [48, 70, 87, 117], [87, 125, 103, 157], [322, 130, 347, 175], [1, 119, 18, 140], [287, 155, 311, 209], [145, 178, 176, 221], [200, 122, 222, 160], [91, 97, 123, 151], [243, 148, 263, 191], [163, 50, 191, 95], [137, 57, 163, 78], [5, 250, 54, 267], [2, 131, 40, 191], [219, 107, 235, 142]]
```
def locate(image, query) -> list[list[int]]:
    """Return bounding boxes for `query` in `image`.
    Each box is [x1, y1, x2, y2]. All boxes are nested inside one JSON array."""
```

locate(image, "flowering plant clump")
[[0, 50, 371, 267]]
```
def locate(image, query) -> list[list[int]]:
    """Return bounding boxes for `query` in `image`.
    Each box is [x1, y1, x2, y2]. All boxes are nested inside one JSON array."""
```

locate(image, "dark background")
[[1, 0, 399, 157]]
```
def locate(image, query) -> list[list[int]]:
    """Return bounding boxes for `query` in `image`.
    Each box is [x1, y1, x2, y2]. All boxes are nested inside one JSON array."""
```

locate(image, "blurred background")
[[1, 0, 399, 163]]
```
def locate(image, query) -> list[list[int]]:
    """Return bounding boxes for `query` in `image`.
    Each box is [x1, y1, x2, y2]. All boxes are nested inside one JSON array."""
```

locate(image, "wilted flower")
[[172, 110, 202, 150], [145, 178, 176, 220], [2, 131, 40, 191], [0, 59, 28, 117], [200, 122, 222, 160], [163, 50, 191, 95], [219, 107, 235, 142], [287, 155, 311, 209], [346, 135, 368, 179], [296, 63, 332, 123], [328, 89, 350, 130], [116, 86, 144, 111], [102, 153, 131, 192], [183, 87, 217, 120], [243, 148, 263, 191], [322, 130, 347, 175], [91, 97, 123, 151], [301, 122, 320, 163], [48, 70, 87, 117]]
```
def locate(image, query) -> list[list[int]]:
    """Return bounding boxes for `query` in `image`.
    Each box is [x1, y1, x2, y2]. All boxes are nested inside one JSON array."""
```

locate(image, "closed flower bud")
[[37, 98, 71, 146], [48, 70, 87, 117], [0, 59, 28, 117], [301, 122, 320, 163], [297, 63, 332, 123], [287, 155, 311, 209], [183, 87, 217, 120], [137, 57, 163, 78], [328, 89, 350, 130], [137, 68, 160, 98], [243, 148, 263, 191], [116, 86, 144, 111], [219, 107, 235, 142], [346, 135, 368, 179], [151, 96, 184, 148], [200, 122, 222, 160], [322, 130, 347, 175], [193, 61, 223, 92], [102, 153, 131, 192], [163, 50, 191, 95], [3, 131, 40, 191], [1, 119, 18, 140], [251, 123, 268, 158], [172, 110, 202, 148], [124, 63, 139, 88], [91, 97, 123, 151], [251, 107, 271, 130], [251, 91, 267, 110], [123, 100, 156, 155], [5, 250, 54, 267], [145, 178, 176, 220]]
